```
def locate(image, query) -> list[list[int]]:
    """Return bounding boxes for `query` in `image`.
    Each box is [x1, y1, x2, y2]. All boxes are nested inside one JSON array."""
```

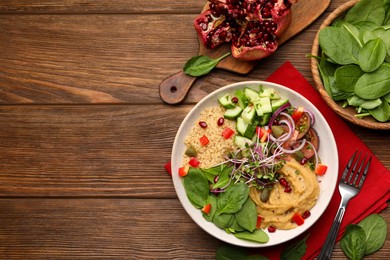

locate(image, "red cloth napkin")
[[253, 61, 390, 259]]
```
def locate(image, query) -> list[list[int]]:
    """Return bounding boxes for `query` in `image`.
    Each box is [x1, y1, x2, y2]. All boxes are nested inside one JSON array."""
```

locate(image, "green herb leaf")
[[358, 38, 387, 72], [183, 168, 209, 208], [233, 229, 269, 243], [202, 194, 218, 222], [183, 52, 231, 77], [215, 244, 269, 260], [217, 182, 249, 215], [235, 198, 257, 232], [369, 97, 390, 122], [319, 27, 360, 65], [215, 244, 248, 260], [334, 65, 364, 93], [354, 64, 390, 99], [340, 224, 366, 260], [345, 0, 386, 25], [358, 214, 388, 254], [280, 234, 309, 260]]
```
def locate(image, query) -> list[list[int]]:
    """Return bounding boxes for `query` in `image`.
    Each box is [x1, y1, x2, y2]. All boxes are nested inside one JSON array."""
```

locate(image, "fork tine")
[[352, 153, 366, 186], [358, 155, 372, 189], [341, 151, 357, 182]]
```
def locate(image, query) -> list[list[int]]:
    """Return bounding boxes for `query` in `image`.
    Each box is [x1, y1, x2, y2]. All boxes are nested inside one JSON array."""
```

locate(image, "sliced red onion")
[[268, 102, 291, 128], [304, 109, 315, 125], [279, 139, 307, 154], [306, 140, 319, 168]]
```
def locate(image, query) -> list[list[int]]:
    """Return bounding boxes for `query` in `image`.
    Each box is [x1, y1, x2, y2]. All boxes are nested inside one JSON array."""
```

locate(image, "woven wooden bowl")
[[311, 0, 390, 130]]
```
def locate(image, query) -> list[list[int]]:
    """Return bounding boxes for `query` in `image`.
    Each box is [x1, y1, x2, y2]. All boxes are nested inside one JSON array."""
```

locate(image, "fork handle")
[[317, 206, 346, 260]]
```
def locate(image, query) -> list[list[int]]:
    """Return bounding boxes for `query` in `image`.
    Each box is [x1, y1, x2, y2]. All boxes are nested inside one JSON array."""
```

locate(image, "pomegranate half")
[[193, 0, 298, 61]]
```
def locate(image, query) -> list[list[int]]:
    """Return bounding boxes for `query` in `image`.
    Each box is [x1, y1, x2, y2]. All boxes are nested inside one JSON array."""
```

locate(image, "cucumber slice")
[[236, 117, 248, 136], [271, 98, 289, 112], [259, 87, 281, 100], [237, 117, 256, 138], [234, 135, 253, 149], [234, 89, 249, 109], [258, 113, 271, 126], [254, 97, 272, 116], [218, 94, 235, 109], [224, 106, 243, 119], [244, 88, 260, 102], [241, 105, 256, 124]]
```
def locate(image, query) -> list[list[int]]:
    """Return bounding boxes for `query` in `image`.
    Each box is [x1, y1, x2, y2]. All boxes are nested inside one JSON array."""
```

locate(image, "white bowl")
[[171, 81, 338, 247]]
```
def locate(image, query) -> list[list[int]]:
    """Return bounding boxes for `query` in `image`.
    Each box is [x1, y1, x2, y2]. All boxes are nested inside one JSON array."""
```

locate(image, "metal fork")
[[317, 151, 372, 260]]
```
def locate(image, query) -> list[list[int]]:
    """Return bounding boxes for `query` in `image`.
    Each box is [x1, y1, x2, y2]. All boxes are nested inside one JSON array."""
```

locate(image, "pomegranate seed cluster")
[[194, 0, 298, 61]]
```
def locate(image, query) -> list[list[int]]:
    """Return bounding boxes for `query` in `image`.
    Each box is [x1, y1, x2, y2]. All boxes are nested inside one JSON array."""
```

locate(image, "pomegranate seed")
[[217, 117, 225, 126], [231, 97, 239, 103], [302, 210, 311, 219], [199, 121, 207, 128], [300, 157, 308, 165], [268, 226, 276, 233], [279, 178, 288, 187], [214, 176, 219, 183], [284, 186, 292, 193]]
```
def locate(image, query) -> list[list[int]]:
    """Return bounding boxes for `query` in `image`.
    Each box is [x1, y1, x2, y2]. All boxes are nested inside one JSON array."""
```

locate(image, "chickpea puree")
[[250, 158, 320, 230]]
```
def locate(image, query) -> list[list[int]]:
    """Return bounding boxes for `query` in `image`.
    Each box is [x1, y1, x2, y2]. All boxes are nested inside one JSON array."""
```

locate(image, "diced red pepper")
[[202, 203, 212, 215], [188, 157, 200, 168], [199, 135, 209, 146], [178, 165, 189, 177], [222, 127, 235, 139], [291, 107, 304, 121], [256, 216, 262, 229], [315, 164, 328, 176], [164, 161, 172, 175], [292, 212, 305, 226], [256, 126, 272, 143]]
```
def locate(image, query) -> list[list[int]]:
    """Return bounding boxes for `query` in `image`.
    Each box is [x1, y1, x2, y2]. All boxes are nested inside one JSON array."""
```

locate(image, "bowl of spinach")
[[311, 0, 390, 130]]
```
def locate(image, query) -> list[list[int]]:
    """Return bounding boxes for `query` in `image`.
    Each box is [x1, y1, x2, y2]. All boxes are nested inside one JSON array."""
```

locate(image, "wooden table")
[[0, 0, 388, 259]]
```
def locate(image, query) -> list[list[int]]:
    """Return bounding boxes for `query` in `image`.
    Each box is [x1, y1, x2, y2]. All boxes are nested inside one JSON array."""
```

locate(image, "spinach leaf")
[[354, 21, 380, 41], [216, 244, 248, 260], [319, 27, 360, 65], [229, 217, 246, 232], [369, 97, 390, 122], [358, 38, 387, 72], [280, 235, 309, 260], [202, 165, 224, 183], [354, 64, 390, 99], [202, 194, 218, 222], [340, 224, 367, 260], [318, 53, 338, 97], [358, 214, 388, 254], [360, 98, 382, 110], [217, 182, 249, 215], [362, 27, 387, 44], [213, 213, 234, 229], [183, 167, 209, 208], [183, 52, 230, 77], [213, 166, 232, 189], [334, 65, 364, 93], [215, 244, 269, 260], [345, 0, 386, 25], [235, 198, 257, 232], [233, 229, 269, 243], [342, 22, 363, 47]]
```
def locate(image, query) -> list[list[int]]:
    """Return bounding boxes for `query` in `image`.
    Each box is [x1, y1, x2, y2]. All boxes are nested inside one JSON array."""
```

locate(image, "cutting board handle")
[[159, 71, 197, 105]]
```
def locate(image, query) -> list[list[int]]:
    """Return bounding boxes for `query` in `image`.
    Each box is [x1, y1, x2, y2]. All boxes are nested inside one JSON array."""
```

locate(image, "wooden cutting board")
[[159, 0, 331, 104]]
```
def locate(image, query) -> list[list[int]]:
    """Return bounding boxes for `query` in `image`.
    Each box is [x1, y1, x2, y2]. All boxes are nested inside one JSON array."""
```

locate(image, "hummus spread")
[[250, 158, 320, 230]]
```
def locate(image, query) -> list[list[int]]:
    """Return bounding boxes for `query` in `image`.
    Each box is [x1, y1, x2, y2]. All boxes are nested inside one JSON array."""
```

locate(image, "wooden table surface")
[[0, 0, 389, 259]]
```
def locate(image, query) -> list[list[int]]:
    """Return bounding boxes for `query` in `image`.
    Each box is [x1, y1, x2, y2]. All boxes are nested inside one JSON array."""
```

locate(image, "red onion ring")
[[268, 102, 291, 128]]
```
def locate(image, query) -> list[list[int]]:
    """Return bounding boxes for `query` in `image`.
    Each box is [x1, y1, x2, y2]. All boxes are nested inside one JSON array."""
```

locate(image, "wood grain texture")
[[0, 105, 388, 197], [0, 198, 389, 259], [0, 0, 205, 14]]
